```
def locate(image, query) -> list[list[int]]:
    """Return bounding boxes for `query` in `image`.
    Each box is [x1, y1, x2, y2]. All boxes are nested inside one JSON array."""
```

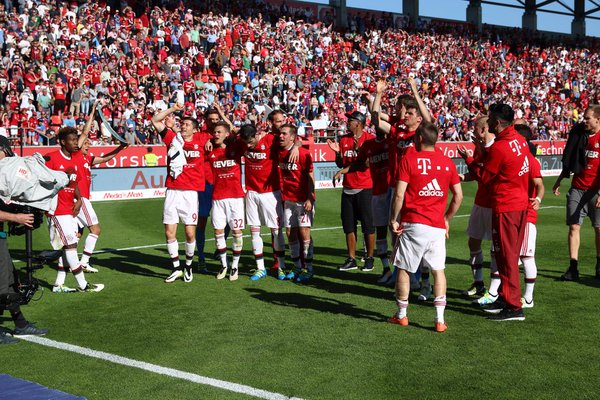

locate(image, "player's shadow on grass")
[[245, 287, 387, 322], [303, 275, 393, 299], [92, 250, 174, 279]]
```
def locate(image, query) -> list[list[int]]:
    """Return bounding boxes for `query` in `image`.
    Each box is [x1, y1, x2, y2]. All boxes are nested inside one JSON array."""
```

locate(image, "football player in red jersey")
[[466, 104, 531, 321], [238, 123, 289, 281], [278, 124, 315, 283], [457, 117, 496, 301], [553, 106, 600, 281], [45, 127, 104, 293], [209, 122, 246, 281], [73, 101, 128, 274], [151, 103, 206, 284], [328, 111, 376, 272], [388, 122, 462, 332]]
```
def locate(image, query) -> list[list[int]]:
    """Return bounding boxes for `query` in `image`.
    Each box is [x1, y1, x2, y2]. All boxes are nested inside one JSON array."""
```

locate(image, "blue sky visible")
[[306, 0, 600, 37]]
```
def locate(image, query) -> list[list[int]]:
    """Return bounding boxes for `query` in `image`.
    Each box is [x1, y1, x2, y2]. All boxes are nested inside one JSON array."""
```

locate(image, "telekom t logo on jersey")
[[509, 140, 522, 156], [417, 158, 432, 175]]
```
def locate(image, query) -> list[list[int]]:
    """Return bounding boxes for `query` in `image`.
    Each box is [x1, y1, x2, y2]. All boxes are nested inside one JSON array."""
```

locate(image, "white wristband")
[[535, 197, 542, 204]]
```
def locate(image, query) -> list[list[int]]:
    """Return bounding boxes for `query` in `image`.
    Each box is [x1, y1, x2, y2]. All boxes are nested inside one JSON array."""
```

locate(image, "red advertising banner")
[[16, 140, 566, 168]]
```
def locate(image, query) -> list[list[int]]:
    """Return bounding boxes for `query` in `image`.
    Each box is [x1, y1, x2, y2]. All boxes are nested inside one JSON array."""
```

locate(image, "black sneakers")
[[338, 257, 358, 271], [13, 323, 49, 336], [488, 308, 525, 321], [0, 329, 19, 344], [561, 268, 580, 281], [362, 257, 375, 272]]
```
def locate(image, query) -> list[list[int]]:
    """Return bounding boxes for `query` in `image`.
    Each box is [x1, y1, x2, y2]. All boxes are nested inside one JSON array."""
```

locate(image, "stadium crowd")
[[0, 0, 599, 147]]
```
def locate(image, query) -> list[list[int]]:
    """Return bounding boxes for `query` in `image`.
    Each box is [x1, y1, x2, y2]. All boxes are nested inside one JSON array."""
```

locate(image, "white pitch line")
[[20, 336, 302, 400]]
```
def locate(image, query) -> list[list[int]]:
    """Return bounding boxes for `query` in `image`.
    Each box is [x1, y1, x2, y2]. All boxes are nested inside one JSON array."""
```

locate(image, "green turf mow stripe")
[[20, 336, 303, 400], [12, 205, 564, 262]]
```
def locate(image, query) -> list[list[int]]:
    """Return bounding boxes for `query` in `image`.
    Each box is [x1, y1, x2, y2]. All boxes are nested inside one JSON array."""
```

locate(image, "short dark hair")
[[181, 116, 199, 129], [238, 124, 257, 141], [204, 108, 219, 118], [147, 147, 153, 152], [268, 110, 286, 122], [404, 99, 422, 117], [416, 121, 439, 146], [280, 124, 298, 136], [514, 124, 532, 141], [489, 103, 514, 125], [396, 94, 414, 108], [58, 126, 78, 142]]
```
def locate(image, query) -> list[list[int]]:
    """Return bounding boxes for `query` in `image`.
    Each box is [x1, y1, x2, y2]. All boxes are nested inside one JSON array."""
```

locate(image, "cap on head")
[[345, 111, 366, 125]]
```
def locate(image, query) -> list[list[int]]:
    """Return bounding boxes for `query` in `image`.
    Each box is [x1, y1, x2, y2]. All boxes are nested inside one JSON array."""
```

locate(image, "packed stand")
[[0, 0, 599, 147]]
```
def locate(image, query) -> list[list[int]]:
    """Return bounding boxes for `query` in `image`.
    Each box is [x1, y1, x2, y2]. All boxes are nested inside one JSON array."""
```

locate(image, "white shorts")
[[163, 189, 199, 225], [392, 223, 446, 273], [48, 215, 79, 250], [520, 222, 537, 257], [245, 190, 283, 228], [76, 198, 99, 228], [212, 198, 245, 230], [283, 200, 314, 228], [372, 192, 391, 227], [466, 204, 492, 241]]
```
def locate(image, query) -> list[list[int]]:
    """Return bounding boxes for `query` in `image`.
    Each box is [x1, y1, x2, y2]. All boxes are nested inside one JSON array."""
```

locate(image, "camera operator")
[[0, 138, 48, 344]]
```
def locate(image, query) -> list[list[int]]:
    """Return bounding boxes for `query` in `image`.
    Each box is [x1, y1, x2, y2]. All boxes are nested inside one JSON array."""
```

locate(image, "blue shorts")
[[198, 183, 213, 218]]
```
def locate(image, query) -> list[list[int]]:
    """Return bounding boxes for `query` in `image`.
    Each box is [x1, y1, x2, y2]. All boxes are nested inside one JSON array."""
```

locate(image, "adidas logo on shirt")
[[518, 156, 530, 176], [419, 179, 444, 197]]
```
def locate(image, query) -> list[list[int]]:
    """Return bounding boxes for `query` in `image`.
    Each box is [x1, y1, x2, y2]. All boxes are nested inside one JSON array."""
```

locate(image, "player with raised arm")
[[209, 122, 246, 281], [278, 124, 316, 282], [73, 101, 128, 274], [151, 103, 205, 284], [387, 121, 462, 332]]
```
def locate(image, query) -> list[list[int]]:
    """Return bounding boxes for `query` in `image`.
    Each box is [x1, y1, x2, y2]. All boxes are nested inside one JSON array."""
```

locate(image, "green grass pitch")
[[2, 181, 600, 399]]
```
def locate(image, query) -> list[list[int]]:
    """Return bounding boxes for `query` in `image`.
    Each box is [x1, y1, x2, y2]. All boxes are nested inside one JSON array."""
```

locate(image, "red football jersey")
[[469, 126, 530, 213], [389, 127, 416, 186], [527, 153, 543, 224], [162, 128, 205, 191], [357, 137, 390, 196], [77, 153, 93, 199], [197, 130, 213, 185], [339, 131, 374, 189], [279, 146, 313, 202], [244, 134, 281, 193], [572, 130, 600, 190], [45, 149, 84, 216], [398, 149, 460, 229], [209, 142, 245, 200], [471, 142, 494, 208]]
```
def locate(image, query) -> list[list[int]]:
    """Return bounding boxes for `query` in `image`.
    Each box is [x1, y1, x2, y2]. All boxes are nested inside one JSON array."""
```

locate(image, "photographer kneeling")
[[0, 140, 48, 344]]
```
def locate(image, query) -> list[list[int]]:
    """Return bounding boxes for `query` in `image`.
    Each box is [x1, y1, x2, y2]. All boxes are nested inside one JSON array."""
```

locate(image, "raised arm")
[[91, 143, 128, 166], [151, 102, 184, 133], [408, 77, 432, 124], [79, 101, 99, 148]]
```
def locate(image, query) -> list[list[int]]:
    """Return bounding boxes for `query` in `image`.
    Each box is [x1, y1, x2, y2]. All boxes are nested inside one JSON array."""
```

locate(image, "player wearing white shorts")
[[45, 127, 104, 293], [388, 122, 462, 333], [278, 124, 315, 283], [72, 101, 127, 274], [515, 124, 545, 308], [151, 103, 206, 284], [209, 122, 246, 281], [238, 123, 289, 281], [458, 117, 496, 300]]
